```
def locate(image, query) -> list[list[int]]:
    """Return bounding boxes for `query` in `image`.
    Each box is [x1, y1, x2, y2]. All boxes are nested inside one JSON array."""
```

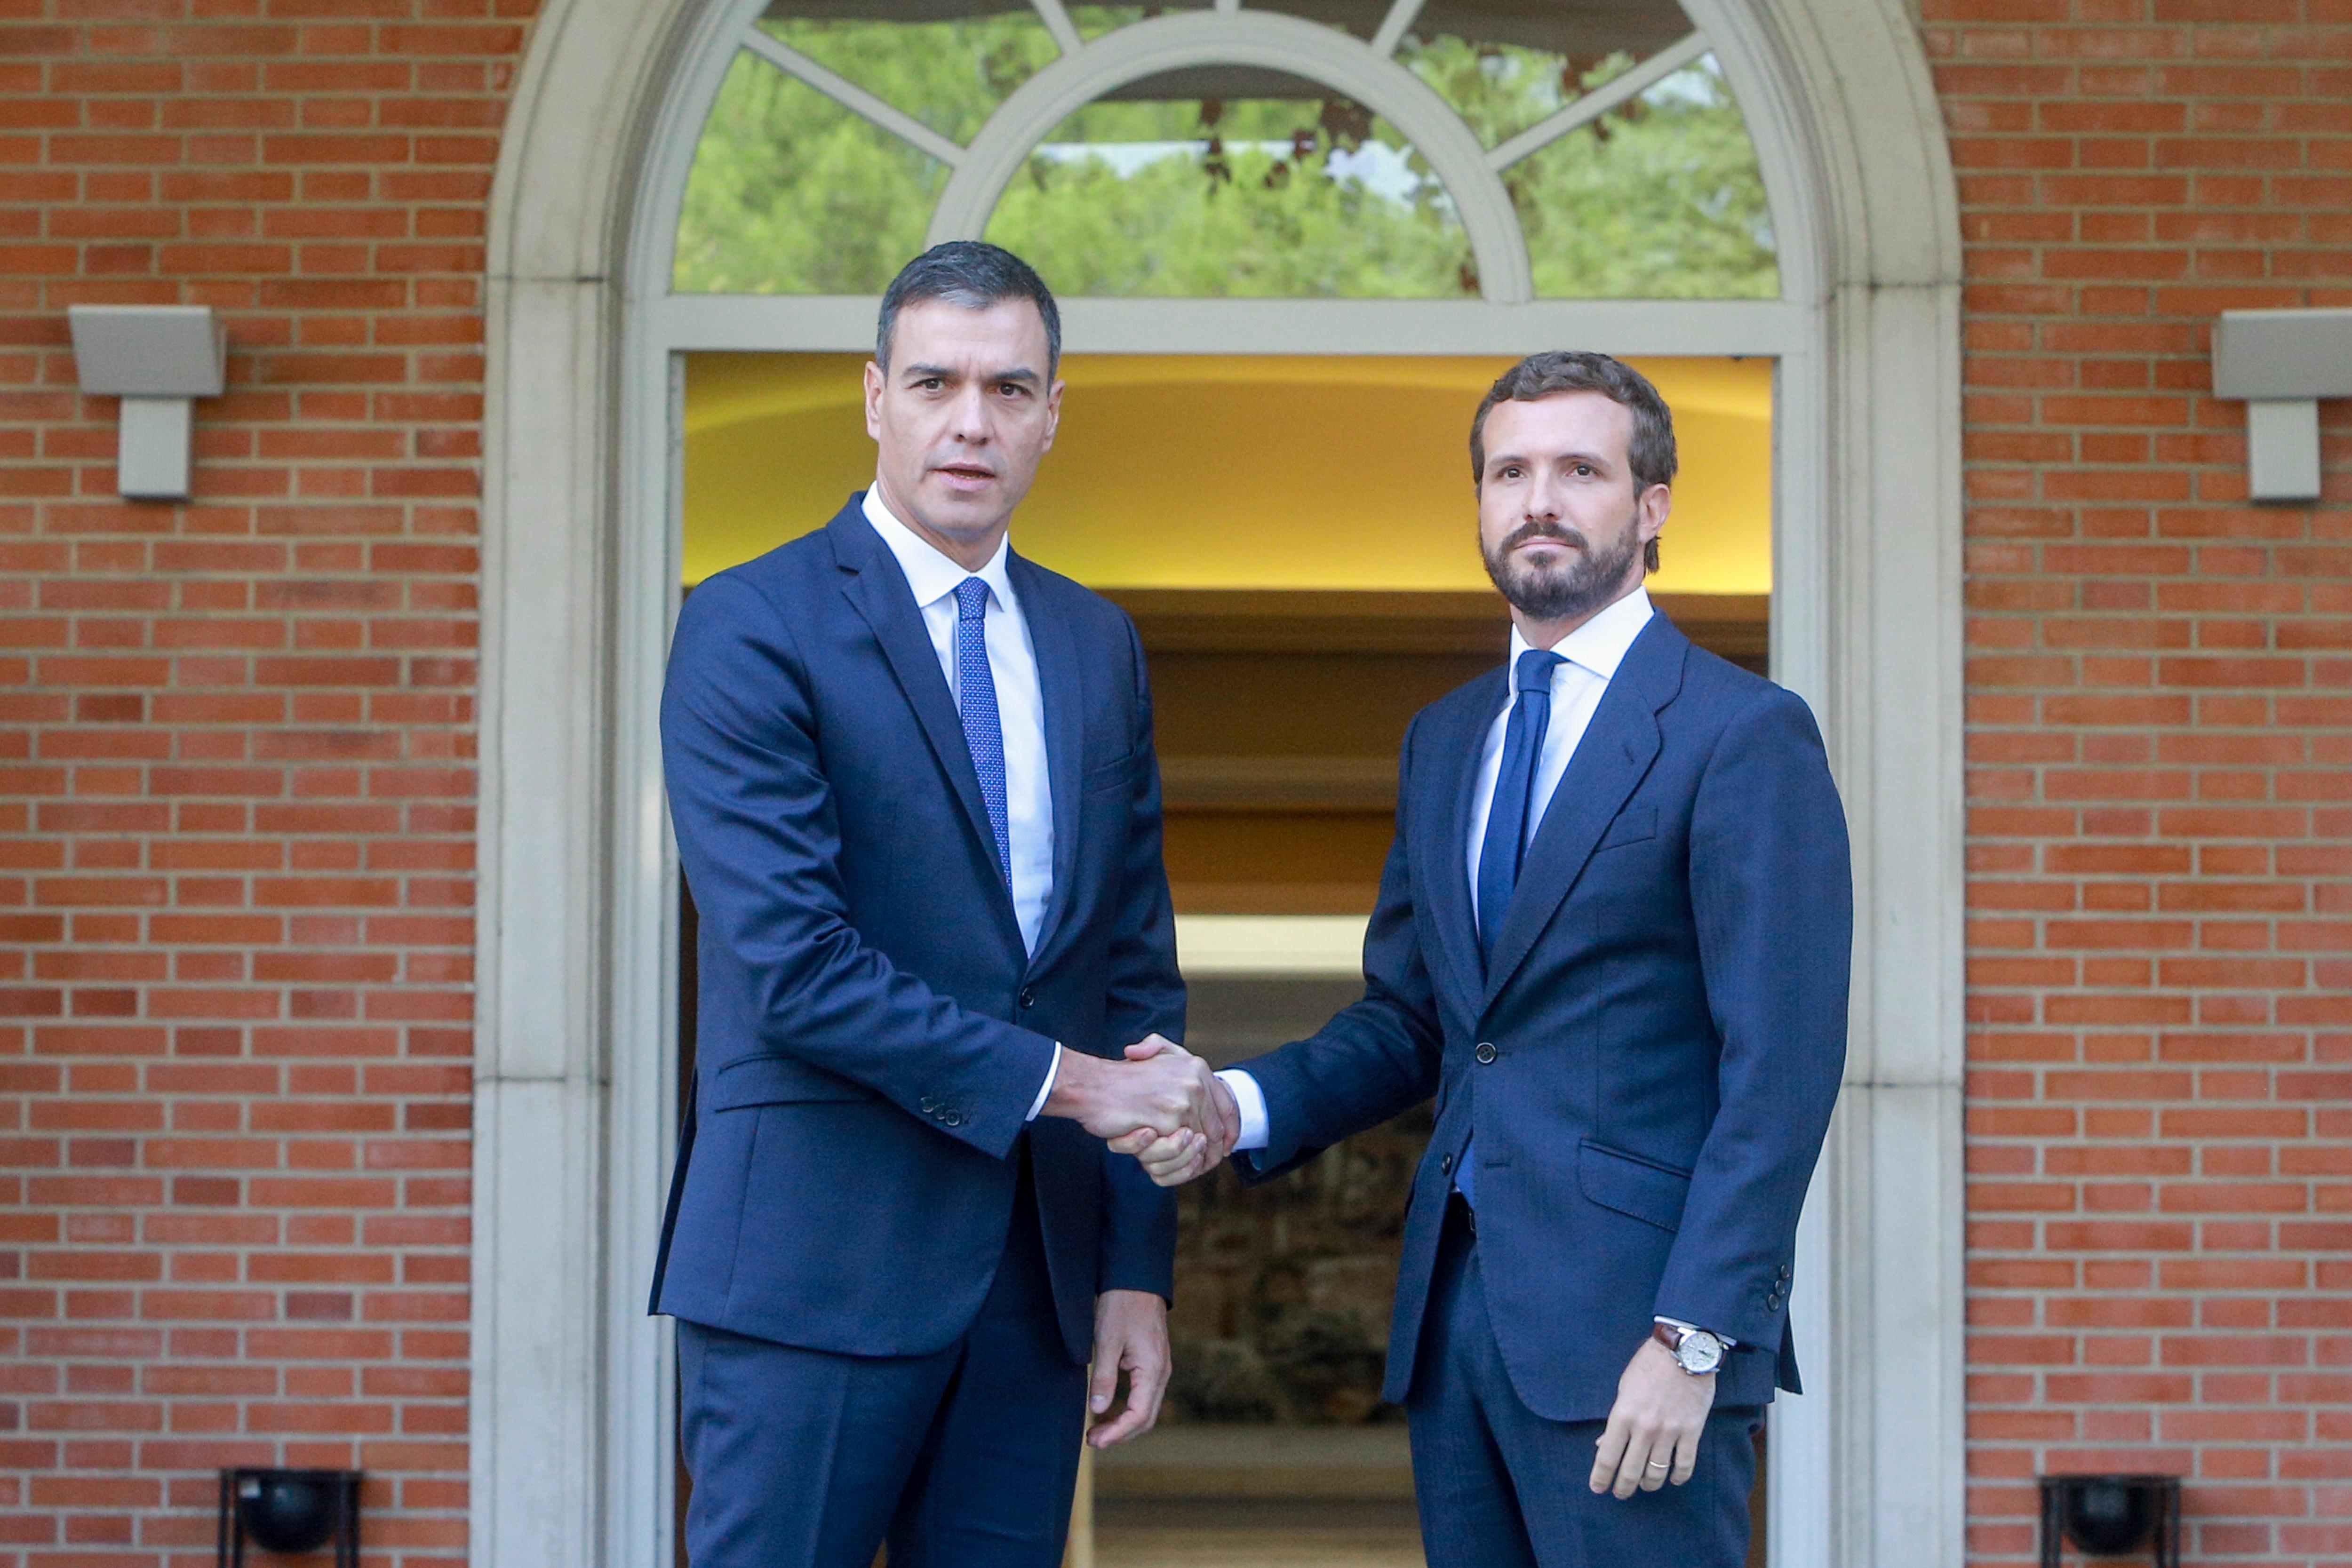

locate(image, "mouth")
[[931, 462, 997, 491]]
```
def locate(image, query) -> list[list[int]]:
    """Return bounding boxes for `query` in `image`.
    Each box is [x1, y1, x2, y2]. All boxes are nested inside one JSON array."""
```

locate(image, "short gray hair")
[[876, 241, 1062, 377]]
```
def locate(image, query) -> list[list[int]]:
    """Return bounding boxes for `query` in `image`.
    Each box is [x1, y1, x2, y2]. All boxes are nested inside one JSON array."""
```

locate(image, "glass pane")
[[1395, 0, 1695, 148], [984, 78, 1476, 297], [1070, 3, 1207, 41], [1510, 54, 1778, 299], [1232, 0, 1391, 39], [754, 1, 1059, 146], [673, 52, 950, 294]]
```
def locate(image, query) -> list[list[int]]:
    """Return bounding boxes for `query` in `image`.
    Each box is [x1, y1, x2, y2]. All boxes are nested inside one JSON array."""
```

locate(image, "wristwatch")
[[1652, 1321, 1727, 1376]]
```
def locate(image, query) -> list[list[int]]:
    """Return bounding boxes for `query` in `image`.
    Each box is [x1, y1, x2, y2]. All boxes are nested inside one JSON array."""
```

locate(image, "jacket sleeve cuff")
[[1656, 1315, 1737, 1348]]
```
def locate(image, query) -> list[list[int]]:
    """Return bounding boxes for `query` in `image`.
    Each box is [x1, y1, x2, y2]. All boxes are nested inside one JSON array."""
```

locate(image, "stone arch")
[[472, 0, 1964, 1560]]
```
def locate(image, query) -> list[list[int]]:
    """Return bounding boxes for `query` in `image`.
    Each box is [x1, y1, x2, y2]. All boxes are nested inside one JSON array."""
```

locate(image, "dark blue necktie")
[[953, 577, 1012, 887], [1475, 648, 1564, 967], [1458, 647, 1563, 1209]]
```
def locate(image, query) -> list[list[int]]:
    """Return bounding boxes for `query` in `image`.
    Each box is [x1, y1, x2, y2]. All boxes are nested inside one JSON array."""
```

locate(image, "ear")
[[1635, 480, 1671, 544], [1041, 375, 1065, 453], [863, 359, 885, 442]]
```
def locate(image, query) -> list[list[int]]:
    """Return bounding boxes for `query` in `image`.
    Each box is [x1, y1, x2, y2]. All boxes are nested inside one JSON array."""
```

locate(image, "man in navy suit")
[[652, 243, 1232, 1568], [1130, 352, 1850, 1567]]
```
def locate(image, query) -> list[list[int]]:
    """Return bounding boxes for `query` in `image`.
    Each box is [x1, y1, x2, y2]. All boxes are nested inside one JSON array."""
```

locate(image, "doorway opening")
[[678, 347, 1774, 1564], [653, 0, 1804, 1555]]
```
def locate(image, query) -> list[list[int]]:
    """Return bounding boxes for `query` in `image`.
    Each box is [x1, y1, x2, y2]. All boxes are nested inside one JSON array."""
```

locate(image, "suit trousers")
[[676, 1145, 1087, 1568], [1405, 1204, 1762, 1568]]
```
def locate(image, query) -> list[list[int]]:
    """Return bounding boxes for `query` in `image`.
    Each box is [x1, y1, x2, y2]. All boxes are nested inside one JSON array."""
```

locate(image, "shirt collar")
[[1507, 585, 1654, 682], [861, 486, 1016, 613]]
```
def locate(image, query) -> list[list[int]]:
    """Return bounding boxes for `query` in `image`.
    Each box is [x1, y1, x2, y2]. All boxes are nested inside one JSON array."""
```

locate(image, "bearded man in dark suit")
[[1130, 351, 1850, 1568]]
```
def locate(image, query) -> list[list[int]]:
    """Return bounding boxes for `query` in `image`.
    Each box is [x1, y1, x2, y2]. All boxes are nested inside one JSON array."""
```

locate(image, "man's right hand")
[[1109, 1075, 1238, 1186], [1043, 1035, 1235, 1149]]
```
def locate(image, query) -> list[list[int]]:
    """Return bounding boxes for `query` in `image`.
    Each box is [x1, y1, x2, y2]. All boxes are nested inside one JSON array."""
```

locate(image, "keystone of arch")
[[924, 9, 1534, 305]]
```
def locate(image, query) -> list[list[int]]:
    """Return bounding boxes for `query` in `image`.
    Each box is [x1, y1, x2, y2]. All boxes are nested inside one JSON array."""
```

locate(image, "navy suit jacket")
[[1236, 613, 1850, 1422], [650, 498, 1185, 1364]]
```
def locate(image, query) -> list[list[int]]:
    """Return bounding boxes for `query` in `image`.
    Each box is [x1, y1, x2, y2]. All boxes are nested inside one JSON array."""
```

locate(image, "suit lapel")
[[1010, 552, 1083, 970], [1420, 671, 1502, 1024], [1481, 617, 1688, 1010], [828, 505, 1011, 917]]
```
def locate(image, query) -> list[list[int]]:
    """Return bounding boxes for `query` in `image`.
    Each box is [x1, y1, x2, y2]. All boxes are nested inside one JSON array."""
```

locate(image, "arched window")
[[669, 0, 1780, 303]]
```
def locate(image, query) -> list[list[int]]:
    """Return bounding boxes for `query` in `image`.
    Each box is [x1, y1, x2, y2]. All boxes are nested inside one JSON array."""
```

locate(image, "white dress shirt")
[[862, 488, 1061, 1119], [1463, 588, 1654, 911]]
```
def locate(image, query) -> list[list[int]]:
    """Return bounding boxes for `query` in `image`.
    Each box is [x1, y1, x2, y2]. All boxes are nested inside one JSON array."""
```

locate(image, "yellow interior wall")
[[683, 352, 1772, 593]]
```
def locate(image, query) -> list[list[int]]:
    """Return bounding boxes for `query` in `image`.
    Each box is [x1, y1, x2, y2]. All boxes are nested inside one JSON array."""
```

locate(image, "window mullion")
[[1484, 30, 1711, 173], [737, 25, 967, 167], [1028, 0, 1084, 59], [1367, 0, 1427, 59]]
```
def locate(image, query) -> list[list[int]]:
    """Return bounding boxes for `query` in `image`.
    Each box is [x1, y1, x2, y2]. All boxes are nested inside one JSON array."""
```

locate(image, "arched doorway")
[[470, 0, 1965, 1563]]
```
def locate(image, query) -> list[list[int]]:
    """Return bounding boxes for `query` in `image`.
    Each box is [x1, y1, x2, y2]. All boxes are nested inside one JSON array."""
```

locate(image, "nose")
[[1523, 469, 1565, 523], [947, 382, 993, 445]]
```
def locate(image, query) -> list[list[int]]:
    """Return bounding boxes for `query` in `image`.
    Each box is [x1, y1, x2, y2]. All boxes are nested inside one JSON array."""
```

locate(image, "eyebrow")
[[1486, 449, 1612, 470], [901, 362, 1042, 387]]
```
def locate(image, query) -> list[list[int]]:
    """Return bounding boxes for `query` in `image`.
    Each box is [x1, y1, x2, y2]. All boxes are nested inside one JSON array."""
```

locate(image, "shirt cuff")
[[1216, 1069, 1269, 1151], [1657, 1315, 1737, 1348], [1025, 1043, 1062, 1122]]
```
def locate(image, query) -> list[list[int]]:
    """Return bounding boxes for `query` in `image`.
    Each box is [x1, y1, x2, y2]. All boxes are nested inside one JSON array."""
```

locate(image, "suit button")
[[1474, 1042, 1498, 1065], [944, 1112, 964, 1128], [1019, 988, 1036, 1010], [1440, 1153, 1454, 1175]]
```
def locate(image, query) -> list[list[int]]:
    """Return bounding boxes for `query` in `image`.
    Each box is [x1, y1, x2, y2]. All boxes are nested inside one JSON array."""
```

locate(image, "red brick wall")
[[0, 3, 530, 1562], [1929, 0, 2352, 1561]]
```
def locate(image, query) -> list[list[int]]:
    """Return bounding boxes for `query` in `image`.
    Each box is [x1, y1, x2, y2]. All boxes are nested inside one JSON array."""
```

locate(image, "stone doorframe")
[[470, 0, 1966, 1562]]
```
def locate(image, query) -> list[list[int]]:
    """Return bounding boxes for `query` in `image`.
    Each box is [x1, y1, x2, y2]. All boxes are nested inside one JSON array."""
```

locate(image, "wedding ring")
[[1646, 1460, 1670, 1470]]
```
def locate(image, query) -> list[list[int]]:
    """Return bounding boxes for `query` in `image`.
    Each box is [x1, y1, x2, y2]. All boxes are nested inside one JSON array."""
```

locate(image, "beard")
[[1481, 512, 1644, 623]]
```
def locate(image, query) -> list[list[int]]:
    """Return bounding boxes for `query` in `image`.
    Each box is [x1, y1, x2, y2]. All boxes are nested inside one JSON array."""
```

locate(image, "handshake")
[[1043, 1035, 1241, 1187]]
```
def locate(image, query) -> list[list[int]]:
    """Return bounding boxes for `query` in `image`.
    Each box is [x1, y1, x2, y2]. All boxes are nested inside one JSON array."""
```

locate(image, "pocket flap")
[[1083, 747, 1143, 793], [1577, 1139, 1691, 1232], [708, 1053, 873, 1111], [1597, 804, 1658, 851]]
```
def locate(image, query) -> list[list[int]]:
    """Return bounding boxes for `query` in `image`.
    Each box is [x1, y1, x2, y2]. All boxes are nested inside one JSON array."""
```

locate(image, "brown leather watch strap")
[[1651, 1320, 1722, 1374]]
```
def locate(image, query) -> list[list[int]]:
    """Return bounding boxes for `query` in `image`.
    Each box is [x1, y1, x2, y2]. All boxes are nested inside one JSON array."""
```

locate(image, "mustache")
[[1499, 519, 1588, 554]]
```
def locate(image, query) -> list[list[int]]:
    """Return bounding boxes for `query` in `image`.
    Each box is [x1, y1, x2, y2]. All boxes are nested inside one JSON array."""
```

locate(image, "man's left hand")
[[1087, 1289, 1172, 1449], [1589, 1334, 1714, 1498]]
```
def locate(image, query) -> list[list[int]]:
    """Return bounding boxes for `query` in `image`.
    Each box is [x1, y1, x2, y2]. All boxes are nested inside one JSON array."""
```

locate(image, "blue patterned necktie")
[[953, 577, 1013, 888], [1458, 646, 1564, 1207], [1476, 648, 1564, 968]]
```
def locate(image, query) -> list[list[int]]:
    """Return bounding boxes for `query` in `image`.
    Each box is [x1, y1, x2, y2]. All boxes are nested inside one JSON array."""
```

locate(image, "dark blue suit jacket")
[[650, 498, 1185, 1364], [1236, 613, 1850, 1422]]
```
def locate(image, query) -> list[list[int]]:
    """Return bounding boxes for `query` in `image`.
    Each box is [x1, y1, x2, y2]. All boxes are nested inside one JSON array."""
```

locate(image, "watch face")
[[1679, 1331, 1725, 1374]]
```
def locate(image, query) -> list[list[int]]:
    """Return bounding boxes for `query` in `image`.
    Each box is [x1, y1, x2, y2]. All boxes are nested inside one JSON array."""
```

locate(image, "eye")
[[1572, 462, 1595, 477], [917, 376, 944, 391]]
